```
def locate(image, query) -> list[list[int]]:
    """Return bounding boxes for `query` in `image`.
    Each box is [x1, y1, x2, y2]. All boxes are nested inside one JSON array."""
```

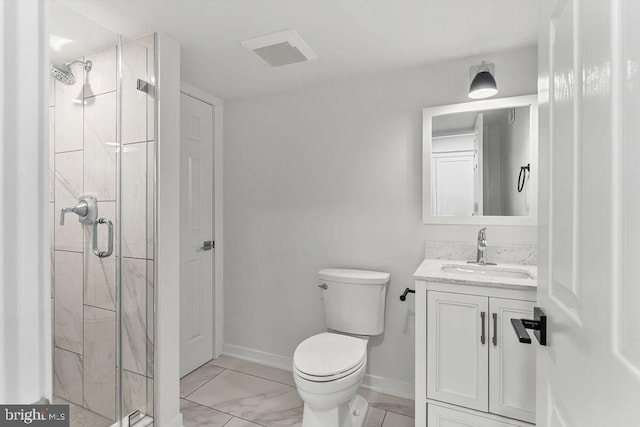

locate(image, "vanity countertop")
[[413, 258, 537, 290]]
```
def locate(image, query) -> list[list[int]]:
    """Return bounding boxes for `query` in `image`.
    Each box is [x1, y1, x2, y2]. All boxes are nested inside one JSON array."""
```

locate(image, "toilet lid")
[[293, 332, 367, 378]]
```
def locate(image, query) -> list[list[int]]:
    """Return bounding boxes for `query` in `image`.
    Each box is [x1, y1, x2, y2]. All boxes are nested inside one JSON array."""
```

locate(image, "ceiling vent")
[[241, 29, 317, 67]]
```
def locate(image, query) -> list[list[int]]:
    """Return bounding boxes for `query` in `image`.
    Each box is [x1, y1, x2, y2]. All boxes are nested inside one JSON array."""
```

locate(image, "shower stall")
[[49, 2, 156, 425]]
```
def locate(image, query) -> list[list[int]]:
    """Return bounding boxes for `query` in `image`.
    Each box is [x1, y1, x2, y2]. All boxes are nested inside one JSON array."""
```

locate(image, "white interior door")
[[537, 0, 640, 425], [432, 153, 475, 216], [180, 93, 214, 376]]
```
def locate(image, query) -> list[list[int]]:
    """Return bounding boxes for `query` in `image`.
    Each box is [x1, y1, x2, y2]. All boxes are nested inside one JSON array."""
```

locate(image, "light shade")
[[469, 70, 498, 99]]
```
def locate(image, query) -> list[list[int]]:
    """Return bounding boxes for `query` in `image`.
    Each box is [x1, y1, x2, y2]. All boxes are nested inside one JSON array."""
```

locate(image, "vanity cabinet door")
[[427, 291, 489, 411], [489, 298, 536, 423]]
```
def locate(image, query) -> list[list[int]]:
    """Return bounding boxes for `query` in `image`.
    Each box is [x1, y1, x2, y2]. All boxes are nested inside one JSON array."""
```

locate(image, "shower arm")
[[67, 59, 92, 72]]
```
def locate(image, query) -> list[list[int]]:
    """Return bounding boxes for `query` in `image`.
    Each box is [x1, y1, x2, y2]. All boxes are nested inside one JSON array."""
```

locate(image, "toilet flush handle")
[[318, 283, 328, 290]]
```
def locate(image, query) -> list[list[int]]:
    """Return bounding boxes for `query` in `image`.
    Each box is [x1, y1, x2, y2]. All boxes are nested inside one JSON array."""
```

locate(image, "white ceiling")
[[56, 0, 538, 100]]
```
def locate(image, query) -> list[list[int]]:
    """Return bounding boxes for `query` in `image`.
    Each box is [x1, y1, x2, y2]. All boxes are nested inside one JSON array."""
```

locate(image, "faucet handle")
[[478, 227, 487, 240], [60, 207, 71, 225], [59, 199, 91, 225]]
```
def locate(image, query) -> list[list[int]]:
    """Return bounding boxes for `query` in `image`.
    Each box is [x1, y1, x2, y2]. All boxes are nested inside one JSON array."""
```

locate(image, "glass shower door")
[[49, 3, 156, 425], [117, 34, 156, 426]]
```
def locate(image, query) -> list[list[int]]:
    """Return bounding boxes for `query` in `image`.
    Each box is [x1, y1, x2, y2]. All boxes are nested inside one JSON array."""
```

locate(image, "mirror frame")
[[422, 94, 538, 225]]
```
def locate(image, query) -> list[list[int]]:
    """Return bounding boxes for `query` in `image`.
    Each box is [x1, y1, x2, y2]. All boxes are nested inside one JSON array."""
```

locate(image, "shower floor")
[[53, 396, 113, 427]]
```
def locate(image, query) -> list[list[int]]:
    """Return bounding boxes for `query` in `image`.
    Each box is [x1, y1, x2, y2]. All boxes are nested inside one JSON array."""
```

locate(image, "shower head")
[[49, 60, 92, 85], [50, 63, 76, 85]]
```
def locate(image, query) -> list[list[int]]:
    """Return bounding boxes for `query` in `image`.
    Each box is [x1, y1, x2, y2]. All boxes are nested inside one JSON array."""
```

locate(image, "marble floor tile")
[[122, 257, 152, 376], [188, 370, 303, 426], [54, 348, 83, 406], [83, 306, 116, 420], [120, 142, 148, 259], [122, 41, 149, 145], [84, 91, 117, 201], [359, 388, 415, 418], [146, 141, 155, 258], [54, 150, 84, 252], [180, 398, 231, 427], [54, 396, 112, 427], [381, 411, 414, 427], [224, 418, 264, 427], [54, 251, 84, 354], [365, 407, 387, 427], [84, 46, 117, 97], [211, 355, 295, 386], [54, 64, 84, 153], [122, 369, 153, 416], [180, 362, 225, 397]]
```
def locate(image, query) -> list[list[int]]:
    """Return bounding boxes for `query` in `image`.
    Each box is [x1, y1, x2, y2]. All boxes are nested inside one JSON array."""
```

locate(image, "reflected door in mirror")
[[431, 106, 532, 217]]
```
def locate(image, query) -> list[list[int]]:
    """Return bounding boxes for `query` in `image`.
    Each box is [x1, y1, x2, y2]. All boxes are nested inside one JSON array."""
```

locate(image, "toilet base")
[[302, 394, 369, 427]]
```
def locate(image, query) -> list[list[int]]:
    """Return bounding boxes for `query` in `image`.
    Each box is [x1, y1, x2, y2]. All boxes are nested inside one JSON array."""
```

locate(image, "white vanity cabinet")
[[427, 291, 536, 423], [414, 259, 538, 427], [427, 291, 489, 411]]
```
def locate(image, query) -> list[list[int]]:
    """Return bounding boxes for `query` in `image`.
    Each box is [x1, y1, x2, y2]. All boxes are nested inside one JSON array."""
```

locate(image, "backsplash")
[[424, 241, 537, 265]]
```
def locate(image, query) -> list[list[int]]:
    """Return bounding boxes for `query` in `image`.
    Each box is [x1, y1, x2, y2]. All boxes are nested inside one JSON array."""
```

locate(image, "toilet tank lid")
[[318, 268, 390, 285]]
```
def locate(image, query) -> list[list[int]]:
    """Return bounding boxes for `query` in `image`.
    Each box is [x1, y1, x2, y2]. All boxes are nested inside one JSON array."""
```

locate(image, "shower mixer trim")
[[59, 195, 98, 225]]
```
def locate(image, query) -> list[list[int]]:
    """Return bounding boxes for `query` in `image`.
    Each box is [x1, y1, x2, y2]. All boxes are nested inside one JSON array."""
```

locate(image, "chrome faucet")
[[469, 227, 496, 265]]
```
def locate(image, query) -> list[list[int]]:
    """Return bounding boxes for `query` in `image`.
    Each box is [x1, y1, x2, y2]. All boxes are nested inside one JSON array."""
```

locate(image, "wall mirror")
[[422, 94, 538, 225]]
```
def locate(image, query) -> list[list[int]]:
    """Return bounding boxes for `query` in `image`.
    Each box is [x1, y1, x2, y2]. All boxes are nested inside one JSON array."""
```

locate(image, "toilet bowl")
[[294, 332, 369, 427], [294, 268, 389, 427]]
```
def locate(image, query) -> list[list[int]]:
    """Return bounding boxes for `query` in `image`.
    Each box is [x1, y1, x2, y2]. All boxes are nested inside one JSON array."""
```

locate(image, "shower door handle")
[[92, 218, 113, 258]]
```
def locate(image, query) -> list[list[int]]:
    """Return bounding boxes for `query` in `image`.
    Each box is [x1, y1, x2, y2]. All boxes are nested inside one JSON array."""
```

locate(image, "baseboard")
[[223, 343, 294, 371], [162, 413, 184, 427], [222, 343, 415, 400]]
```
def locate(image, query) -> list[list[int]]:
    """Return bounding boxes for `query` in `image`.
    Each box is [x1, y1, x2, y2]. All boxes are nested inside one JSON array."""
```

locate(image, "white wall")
[[223, 46, 537, 395], [0, 0, 50, 404], [501, 106, 531, 216]]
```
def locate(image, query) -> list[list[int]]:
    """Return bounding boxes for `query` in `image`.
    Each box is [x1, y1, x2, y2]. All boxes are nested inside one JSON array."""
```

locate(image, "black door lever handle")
[[510, 307, 547, 346]]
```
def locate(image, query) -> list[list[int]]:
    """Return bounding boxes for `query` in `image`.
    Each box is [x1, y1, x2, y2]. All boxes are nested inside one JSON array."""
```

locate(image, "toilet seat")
[[294, 333, 367, 382]]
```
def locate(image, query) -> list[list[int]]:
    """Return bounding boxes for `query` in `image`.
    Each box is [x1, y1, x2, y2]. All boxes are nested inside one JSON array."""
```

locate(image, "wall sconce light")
[[468, 61, 497, 99]]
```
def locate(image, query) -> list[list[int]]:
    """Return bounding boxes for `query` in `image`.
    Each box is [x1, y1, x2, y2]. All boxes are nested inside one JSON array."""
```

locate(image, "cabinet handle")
[[492, 313, 498, 346], [480, 311, 486, 344]]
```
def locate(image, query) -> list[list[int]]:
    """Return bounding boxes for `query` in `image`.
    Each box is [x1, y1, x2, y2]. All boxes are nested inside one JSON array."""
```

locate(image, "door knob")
[[201, 240, 214, 251], [511, 306, 547, 346]]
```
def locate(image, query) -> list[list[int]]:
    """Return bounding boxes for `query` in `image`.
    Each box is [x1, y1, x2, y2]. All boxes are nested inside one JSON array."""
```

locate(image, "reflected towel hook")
[[517, 164, 530, 192]]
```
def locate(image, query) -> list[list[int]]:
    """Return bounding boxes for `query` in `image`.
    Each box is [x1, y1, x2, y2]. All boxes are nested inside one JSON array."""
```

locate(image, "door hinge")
[[137, 79, 156, 97]]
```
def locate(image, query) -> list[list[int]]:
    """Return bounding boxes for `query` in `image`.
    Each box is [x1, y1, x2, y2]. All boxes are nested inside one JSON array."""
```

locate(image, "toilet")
[[293, 268, 390, 427]]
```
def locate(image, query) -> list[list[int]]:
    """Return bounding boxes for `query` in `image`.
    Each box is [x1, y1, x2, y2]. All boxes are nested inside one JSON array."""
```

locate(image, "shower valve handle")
[[60, 201, 89, 225]]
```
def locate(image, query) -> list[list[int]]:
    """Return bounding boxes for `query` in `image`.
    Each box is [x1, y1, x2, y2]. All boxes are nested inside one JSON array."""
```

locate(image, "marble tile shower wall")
[[50, 36, 155, 421]]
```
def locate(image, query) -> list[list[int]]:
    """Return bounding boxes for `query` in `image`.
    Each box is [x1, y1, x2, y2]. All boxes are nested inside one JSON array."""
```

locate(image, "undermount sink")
[[441, 264, 535, 280]]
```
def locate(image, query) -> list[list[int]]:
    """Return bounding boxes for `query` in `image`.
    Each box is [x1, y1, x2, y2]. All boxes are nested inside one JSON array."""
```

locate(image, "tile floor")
[[180, 355, 415, 427], [53, 396, 113, 427]]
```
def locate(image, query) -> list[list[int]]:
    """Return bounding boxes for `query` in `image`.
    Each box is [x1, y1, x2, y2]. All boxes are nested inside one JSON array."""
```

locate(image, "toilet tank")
[[318, 268, 390, 336]]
